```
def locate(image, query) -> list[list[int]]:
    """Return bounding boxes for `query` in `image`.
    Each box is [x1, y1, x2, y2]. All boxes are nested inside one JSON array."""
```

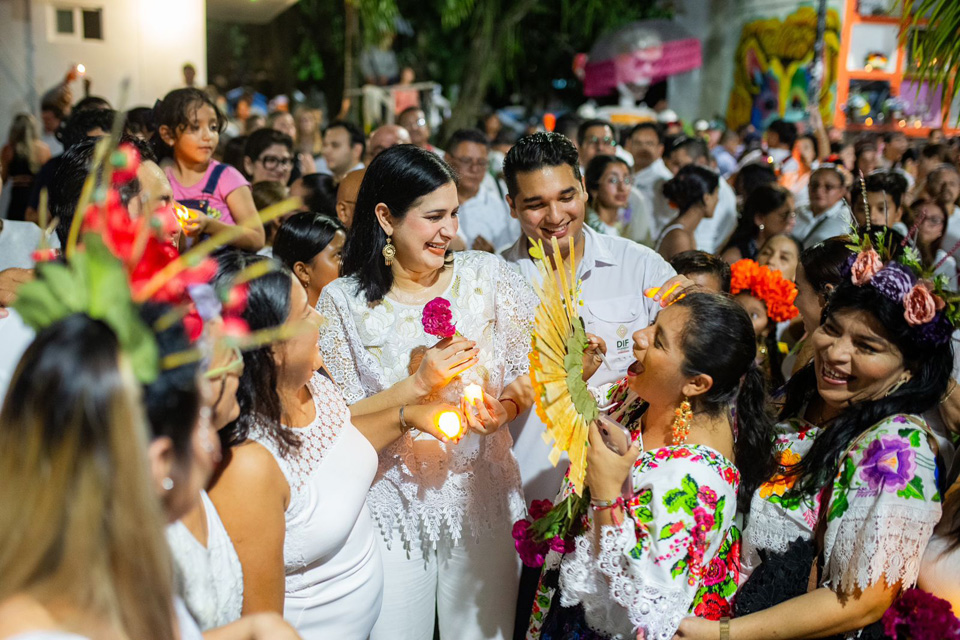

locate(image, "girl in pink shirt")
[[156, 88, 265, 251]]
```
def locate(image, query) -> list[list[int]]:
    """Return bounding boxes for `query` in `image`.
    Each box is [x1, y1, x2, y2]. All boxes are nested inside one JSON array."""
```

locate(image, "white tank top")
[[247, 373, 383, 639]]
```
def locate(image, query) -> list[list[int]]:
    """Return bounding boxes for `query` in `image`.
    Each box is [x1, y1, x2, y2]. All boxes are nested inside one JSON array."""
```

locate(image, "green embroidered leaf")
[[636, 489, 652, 506], [712, 496, 726, 531], [828, 489, 849, 521], [897, 475, 925, 500], [533, 612, 543, 622], [537, 595, 550, 607], [635, 507, 654, 523], [659, 521, 684, 540], [671, 558, 688, 579]]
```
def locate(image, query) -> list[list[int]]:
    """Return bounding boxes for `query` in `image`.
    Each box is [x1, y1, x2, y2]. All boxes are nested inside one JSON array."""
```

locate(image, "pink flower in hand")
[[850, 249, 882, 285], [904, 283, 937, 326], [422, 297, 456, 338]]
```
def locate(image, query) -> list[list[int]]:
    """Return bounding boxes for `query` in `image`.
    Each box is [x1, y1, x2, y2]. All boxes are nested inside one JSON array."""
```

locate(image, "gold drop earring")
[[672, 397, 693, 445], [382, 235, 396, 266]]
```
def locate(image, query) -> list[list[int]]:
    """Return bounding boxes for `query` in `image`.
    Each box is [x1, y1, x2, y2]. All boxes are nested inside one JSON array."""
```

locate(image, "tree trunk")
[[445, 0, 539, 134], [340, 0, 360, 120]]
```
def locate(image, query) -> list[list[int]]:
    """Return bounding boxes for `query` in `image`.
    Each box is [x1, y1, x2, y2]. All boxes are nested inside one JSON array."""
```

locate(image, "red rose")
[[693, 593, 730, 620]]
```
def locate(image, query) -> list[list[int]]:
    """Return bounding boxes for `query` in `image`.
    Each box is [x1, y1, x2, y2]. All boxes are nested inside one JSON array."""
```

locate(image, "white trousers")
[[369, 523, 520, 640]]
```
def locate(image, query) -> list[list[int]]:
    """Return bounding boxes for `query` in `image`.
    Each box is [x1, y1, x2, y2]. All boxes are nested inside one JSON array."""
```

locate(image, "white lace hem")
[[559, 524, 690, 640], [825, 503, 940, 594]]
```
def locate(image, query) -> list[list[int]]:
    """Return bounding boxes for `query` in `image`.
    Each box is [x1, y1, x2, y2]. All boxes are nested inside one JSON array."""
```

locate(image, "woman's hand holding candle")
[[461, 391, 509, 436], [401, 403, 467, 443]]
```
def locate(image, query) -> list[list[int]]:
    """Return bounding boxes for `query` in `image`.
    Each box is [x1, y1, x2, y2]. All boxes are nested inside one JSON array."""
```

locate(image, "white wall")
[[0, 0, 207, 136]]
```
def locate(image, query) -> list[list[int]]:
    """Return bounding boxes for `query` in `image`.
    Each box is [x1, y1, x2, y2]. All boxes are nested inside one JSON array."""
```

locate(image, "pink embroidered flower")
[[904, 283, 937, 326], [702, 556, 728, 586], [693, 506, 715, 532], [850, 248, 882, 285], [697, 487, 718, 509], [421, 297, 456, 338]]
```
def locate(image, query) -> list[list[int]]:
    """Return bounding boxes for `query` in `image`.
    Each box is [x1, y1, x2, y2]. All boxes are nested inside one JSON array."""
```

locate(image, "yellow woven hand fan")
[[527, 236, 599, 495]]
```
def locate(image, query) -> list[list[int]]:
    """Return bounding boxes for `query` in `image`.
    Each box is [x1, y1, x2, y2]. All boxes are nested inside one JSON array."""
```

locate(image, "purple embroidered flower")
[[859, 435, 917, 492], [868, 263, 915, 303]]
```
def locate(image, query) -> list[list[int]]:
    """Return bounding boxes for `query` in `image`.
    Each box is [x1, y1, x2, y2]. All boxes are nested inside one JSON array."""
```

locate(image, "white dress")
[[167, 490, 244, 630], [247, 373, 382, 639], [317, 250, 536, 552]]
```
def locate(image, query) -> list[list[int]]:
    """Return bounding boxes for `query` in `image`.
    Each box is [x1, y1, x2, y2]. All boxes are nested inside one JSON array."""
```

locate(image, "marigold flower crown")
[[729, 259, 799, 323], [841, 173, 960, 346]]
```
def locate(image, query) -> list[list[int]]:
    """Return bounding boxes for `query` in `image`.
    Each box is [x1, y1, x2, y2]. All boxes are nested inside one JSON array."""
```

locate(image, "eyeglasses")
[[586, 135, 617, 147], [452, 156, 487, 170], [204, 347, 244, 381], [259, 155, 294, 170], [604, 176, 632, 187], [768, 209, 797, 222]]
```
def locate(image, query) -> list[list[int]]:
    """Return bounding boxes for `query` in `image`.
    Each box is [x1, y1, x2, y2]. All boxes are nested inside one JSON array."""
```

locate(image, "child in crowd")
[[155, 88, 265, 251], [668, 249, 731, 293], [730, 258, 799, 389], [908, 197, 956, 281]]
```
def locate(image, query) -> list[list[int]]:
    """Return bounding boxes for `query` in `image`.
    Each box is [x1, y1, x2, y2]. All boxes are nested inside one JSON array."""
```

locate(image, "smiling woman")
[[319, 144, 539, 640], [676, 275, 953, 640]]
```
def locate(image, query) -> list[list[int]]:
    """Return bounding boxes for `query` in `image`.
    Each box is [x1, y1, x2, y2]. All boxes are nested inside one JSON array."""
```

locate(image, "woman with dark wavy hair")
[[318, 144, 537, 640], [676, 252, 952, 639]]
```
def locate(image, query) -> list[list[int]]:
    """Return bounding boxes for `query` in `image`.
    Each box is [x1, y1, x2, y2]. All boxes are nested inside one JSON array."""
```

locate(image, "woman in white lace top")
[[318, 145, 537, 640], [209, 251, 460, 640], [676, 269, 950, 638]]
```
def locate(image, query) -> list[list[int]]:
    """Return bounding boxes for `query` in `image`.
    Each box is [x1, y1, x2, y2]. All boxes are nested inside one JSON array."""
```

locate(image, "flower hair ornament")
[[841, 173, 960, 346], [730, 259, 799, 323], [14, 127, 304, 382]]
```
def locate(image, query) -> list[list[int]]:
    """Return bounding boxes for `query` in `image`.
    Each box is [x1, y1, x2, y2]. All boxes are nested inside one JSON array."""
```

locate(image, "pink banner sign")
[[583, 37, 702, 97]]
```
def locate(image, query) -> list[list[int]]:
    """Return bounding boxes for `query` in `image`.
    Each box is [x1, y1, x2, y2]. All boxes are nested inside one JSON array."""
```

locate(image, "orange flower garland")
[[730, 259, 799, 323]]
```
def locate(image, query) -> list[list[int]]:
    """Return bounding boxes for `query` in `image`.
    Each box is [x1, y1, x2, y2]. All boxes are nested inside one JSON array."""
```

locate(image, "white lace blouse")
[[742, 414, 942, 595], [318, 251, 536, 551], [167, 490, 244, 630]]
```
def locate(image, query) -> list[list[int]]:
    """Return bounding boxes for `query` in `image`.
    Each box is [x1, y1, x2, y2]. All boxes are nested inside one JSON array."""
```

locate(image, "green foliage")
[[14, 235, 159, 383], [899, 0, 960, 117]]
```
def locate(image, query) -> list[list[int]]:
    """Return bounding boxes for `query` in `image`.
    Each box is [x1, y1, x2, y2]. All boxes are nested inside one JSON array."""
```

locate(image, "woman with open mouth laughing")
[[531, 293, 778, 640], [675, 255, 953, 640]]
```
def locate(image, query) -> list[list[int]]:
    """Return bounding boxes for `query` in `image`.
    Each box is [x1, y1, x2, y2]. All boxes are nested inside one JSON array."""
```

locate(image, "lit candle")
[[463, 383, 484, 406], [437, 411, 463, 439]]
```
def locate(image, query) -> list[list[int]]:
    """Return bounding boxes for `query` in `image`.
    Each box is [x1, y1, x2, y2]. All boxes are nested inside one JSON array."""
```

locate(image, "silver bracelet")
[[399, 405, 411, 433]]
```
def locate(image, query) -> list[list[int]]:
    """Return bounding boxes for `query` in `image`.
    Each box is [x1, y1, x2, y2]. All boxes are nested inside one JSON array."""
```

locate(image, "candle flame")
[[437, 411, 462, 439], [463, 383, 484, 406]]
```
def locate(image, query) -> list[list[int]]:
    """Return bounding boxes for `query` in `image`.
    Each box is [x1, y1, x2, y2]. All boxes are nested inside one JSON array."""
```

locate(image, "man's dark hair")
[[59, 108, 117, 150], [446, 128, 489, 154], [502, 131, 581, 198], [50, 140, 96, 245], [120, 134, 158, 164], [853, 170, 910, 210], [73, 96, 112, 113], [627, 122, 664, 145], [243, 128, 294, 162], [576, 119, 613, 147], [398, 106, 424, 122], [553, 113, 582, 143], [40, 102, 64, 119], [324, 120, 366, 156], [123, 107, 156, 140], [767, 119, 798, 149], [669, 250, 732, 293], [921, 143, 952, 164], [664, 135, 708, 164]]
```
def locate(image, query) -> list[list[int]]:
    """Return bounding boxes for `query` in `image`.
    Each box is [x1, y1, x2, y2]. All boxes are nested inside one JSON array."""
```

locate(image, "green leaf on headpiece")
[[13, 233, 160, 384]]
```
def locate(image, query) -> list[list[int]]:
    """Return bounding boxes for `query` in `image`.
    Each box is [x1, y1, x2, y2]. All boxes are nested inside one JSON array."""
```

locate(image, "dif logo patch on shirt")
[[616, 324, 630, 352]]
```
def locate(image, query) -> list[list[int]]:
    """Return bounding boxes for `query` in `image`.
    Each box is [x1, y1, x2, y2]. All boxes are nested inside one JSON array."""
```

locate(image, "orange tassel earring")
[[672, 398, 693, 445]]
